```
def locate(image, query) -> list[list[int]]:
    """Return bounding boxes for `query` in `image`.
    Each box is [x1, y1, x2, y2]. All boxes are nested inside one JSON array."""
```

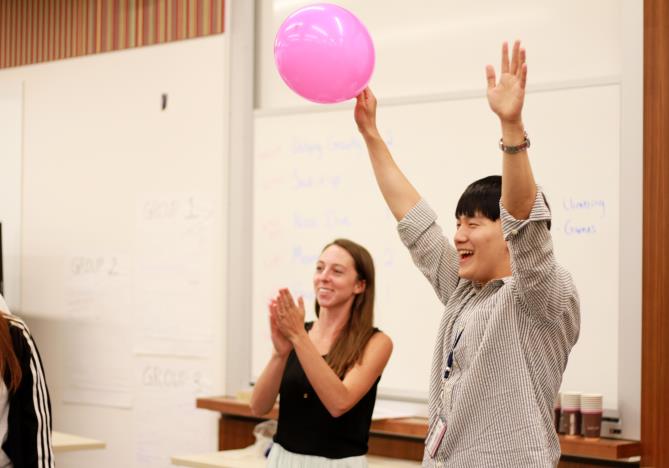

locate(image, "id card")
[[426, 417, 447, 458]]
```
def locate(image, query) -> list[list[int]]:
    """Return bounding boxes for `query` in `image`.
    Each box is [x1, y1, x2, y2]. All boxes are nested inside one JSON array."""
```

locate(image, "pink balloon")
[[274, 4, 375, 104]]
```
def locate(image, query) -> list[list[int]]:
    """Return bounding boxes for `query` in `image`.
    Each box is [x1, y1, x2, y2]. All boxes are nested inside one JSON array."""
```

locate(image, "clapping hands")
[[268, 288, 306, 356]]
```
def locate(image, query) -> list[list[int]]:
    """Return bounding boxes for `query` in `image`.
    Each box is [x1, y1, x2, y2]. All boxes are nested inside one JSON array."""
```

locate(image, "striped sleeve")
[[397, 198, 461, 306], [5, 317, 54, 468], [501, 189, 578, 323]]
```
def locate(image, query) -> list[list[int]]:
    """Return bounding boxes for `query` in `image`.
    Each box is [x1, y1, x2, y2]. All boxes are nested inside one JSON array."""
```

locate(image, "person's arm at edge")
[[355, 88, 421, 221], [7, 317, 54, 468], [357, 90, 460, 305], [487, 41, 537, 216], [249, 302, 292, 416], [249, 353, 288, 416]]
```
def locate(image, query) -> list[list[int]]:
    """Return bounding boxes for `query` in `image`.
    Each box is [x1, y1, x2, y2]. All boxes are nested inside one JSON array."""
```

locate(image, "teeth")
[[458, 250, 473, 256]]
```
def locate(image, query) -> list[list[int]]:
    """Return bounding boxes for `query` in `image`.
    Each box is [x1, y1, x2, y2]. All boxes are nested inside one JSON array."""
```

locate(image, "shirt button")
[[303, 393, 308, 399], [511, 229, 518, 236]]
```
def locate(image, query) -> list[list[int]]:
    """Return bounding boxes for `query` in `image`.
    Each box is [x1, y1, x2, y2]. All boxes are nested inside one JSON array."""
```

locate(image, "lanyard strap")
[[443, 328, 464, 380], [443, 289, 475, 380]]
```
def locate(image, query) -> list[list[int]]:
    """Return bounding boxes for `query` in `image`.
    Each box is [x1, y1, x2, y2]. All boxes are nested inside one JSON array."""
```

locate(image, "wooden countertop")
[[196, 396, 641, 461], [196, 395, 427, 439]]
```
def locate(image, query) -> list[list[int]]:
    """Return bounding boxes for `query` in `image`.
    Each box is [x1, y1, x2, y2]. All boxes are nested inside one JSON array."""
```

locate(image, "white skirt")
[[267, 443, 368, 468]]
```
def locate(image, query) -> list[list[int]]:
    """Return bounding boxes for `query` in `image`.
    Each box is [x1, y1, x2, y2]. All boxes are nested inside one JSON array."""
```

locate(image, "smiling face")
[[313, 244, 365, 310], [454, 213, 511, 284]]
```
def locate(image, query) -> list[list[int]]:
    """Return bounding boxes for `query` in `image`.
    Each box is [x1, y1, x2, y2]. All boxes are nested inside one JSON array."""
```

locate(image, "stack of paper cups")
[[581, 394, 603, 438], [561, 392, 581, 436]]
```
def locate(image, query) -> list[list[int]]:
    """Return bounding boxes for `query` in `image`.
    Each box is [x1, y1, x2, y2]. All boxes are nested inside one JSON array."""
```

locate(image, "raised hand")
[[269, 299, 292, 357], [354, 87, 380, 138], [486, 41, 527, 124], [275, 288, 306, 343]]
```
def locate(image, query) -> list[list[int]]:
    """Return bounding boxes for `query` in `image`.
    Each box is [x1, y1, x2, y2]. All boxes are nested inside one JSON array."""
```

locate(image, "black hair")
[[455, 175, 552, 230], [455, 175, 502, 221]]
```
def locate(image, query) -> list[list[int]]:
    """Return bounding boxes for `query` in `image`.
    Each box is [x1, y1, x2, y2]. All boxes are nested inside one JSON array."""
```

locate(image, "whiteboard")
[[253, 84, 620, 405]]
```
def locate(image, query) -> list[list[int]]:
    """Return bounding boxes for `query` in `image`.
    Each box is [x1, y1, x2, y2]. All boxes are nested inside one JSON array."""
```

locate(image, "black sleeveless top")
[[273, 322, 381, 459]]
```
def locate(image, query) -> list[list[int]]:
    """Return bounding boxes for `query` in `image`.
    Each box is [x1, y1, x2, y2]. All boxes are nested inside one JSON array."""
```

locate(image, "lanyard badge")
[[432, 328, 464, 458], [426, 417, 447, 458]]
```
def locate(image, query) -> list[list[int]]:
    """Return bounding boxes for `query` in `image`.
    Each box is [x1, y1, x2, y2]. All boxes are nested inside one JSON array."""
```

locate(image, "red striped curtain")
[[0, 0, 225, 69]]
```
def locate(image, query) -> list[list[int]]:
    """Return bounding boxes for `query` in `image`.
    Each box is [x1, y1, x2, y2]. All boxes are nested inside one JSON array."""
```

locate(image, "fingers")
[[362, 87, 377, 109], [501, 41, 509, 74], [270, 312, 278, 331], [356, 87, 370, 103], [510, 40, 520, 74], [520, 63, 527, 90], [496, 40, 527, 92], [275, 288, 299, 322], [356, 90, 365, 107], [284, 288, 295, 305], [279, 288, 296, 310], [269, 302, 281, 335], [485, 65, 496, 90], [270, 299, 281, 321], [273, 289, 304, 337], [519, 47, 527, 88], [269, 299, 279, 323]]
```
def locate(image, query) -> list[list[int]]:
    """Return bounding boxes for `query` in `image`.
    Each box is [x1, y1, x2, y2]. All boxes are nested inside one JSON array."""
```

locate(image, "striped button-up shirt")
[[397, 190, 580, 467]]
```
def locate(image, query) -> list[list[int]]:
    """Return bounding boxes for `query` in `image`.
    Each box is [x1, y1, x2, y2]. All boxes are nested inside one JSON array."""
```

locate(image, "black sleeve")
[[3, 320, 54, 468]]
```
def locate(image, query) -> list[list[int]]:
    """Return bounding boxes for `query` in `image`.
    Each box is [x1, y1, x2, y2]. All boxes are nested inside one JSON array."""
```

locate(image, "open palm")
[[486, 41, 527, 123]]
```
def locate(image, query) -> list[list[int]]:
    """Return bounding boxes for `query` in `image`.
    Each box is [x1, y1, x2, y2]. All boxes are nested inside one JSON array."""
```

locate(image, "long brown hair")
[[0, 314, 22, 393], [316, 238, 376, 377]]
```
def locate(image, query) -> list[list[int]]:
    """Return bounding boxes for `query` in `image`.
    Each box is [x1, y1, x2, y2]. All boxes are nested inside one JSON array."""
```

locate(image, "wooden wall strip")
[[642, 0, 669, 466], [0, 0, 224, 69]]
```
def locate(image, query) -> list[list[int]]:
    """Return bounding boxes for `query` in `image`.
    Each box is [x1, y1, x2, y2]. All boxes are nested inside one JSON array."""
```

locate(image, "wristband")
[[499, 131, 530, 154]]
